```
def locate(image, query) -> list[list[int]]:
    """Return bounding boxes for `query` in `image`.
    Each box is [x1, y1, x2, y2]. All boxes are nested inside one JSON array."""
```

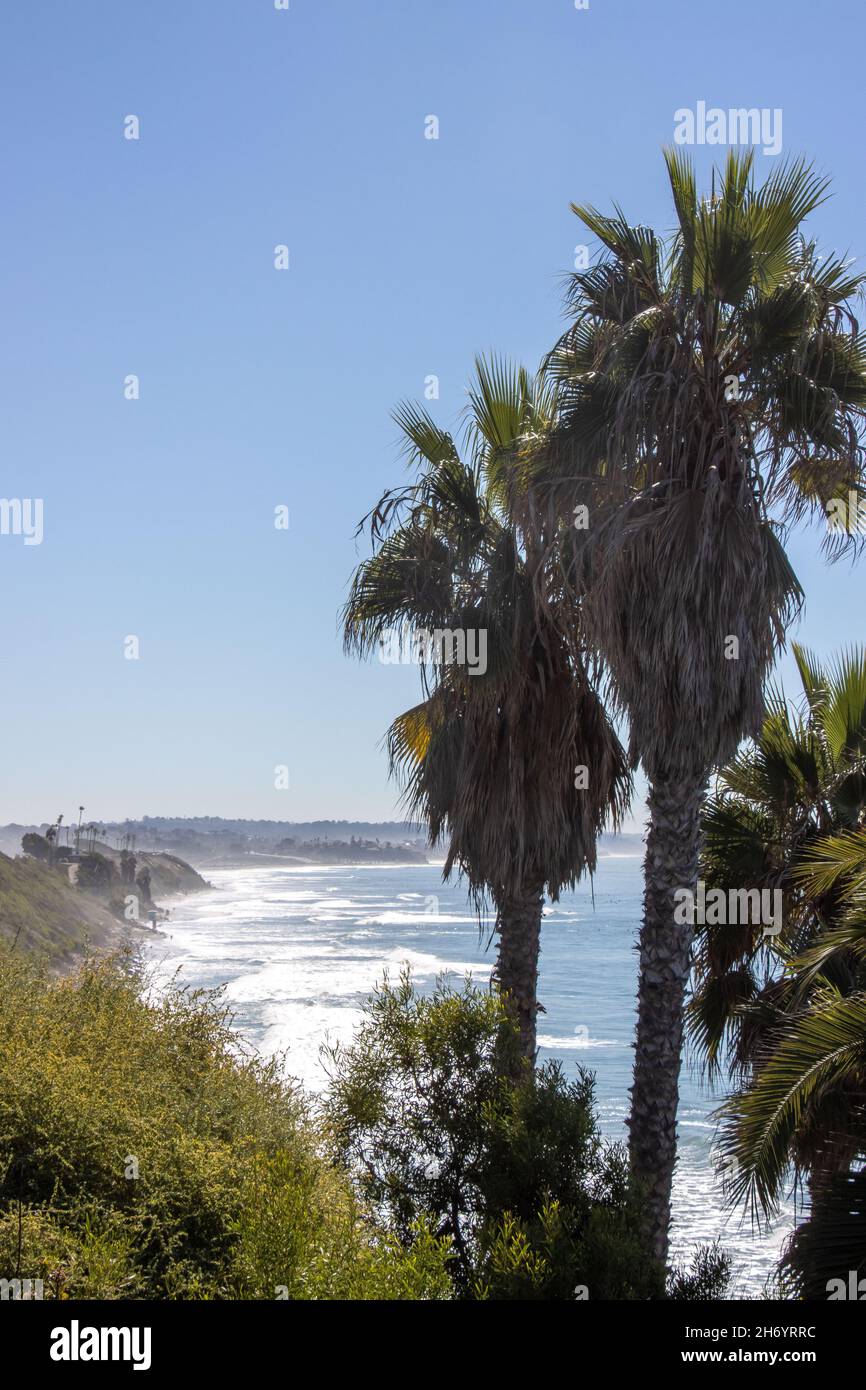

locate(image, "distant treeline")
[[274, 837, 427, 864], [127, 816, 424, 836]]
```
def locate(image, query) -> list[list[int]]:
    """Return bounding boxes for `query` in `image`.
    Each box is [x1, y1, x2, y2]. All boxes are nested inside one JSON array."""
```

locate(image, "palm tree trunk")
[[628, 773, 707, 1266], [495, 883, 545, 1064]]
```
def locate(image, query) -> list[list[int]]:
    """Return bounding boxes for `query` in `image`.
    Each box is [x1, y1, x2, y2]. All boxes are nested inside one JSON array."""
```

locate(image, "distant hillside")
[[0, 837, 209, 968], [118, 818, 429, 863], [126, 817, 425, 839], [87, 843, 211, 897], [0, 819, 427, 864], [598, 832, 645, 856], [0, 818, 643, 876], [0, 853, 123, 966]]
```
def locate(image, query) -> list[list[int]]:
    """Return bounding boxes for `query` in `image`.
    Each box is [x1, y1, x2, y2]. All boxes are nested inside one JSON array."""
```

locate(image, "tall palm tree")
[[344, 357, 631, 1062], [540, 150, 866, 1261]]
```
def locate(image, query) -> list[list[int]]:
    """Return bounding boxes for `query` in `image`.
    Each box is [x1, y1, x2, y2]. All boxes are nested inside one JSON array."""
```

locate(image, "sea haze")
[[144, 852, 796, 1294]]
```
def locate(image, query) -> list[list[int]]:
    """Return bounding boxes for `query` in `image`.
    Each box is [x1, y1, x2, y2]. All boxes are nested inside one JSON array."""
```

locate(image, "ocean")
[[144, 852, 796, 1295]]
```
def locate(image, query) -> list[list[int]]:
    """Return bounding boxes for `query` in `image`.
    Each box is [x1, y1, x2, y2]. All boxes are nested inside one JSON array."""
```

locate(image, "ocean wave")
[[537, 1033, 620, 1050], [355, 910, 482, 926]]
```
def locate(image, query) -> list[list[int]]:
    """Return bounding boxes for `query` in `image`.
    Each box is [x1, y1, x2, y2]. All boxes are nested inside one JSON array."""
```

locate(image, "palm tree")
[[723, 830, 866, 1297], [689, 646, 866, 1276], [540, 150, 866, 1261], [691, 644, 866, 1083], [344, 357, 631, 1062]]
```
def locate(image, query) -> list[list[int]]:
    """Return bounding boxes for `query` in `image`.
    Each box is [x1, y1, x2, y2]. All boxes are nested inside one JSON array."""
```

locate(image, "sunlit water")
[[143, 854, 797, 1296]]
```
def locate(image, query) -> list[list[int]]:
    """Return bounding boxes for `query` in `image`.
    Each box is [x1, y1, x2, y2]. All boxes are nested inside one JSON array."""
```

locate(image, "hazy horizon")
[[0, 811, 650, 840]]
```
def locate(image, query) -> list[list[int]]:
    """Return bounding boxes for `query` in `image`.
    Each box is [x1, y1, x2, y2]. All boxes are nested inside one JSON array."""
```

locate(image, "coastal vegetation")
[[0, 948, 451, 1300], [0, 948, 726, 1300]]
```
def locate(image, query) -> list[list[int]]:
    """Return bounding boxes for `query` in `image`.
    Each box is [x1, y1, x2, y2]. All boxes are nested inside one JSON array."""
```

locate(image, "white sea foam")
[[356, 910, 481, 926], [536, 1033, 619, 1051]]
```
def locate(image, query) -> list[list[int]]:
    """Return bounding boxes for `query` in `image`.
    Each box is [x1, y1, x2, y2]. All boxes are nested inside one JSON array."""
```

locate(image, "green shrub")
[[324, 969, 665, 1299], [76, 853, 117, 893], [21, 833, 52, 862], [0, 948, 450, 1300], [667, 1241, 732, 1301]]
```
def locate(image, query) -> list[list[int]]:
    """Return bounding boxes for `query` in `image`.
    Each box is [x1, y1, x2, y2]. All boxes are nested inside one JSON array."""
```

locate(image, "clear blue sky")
[[1, 0, 863, 829]]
